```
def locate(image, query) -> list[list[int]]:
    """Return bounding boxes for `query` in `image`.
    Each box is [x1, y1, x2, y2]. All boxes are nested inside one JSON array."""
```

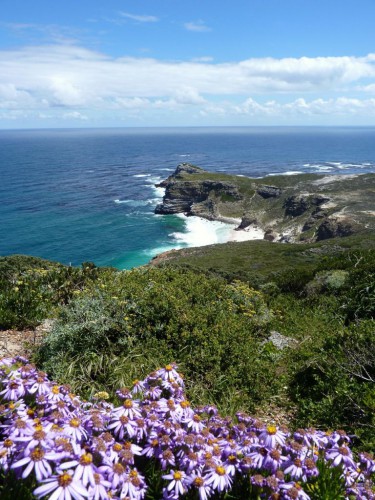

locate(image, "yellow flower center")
[[215, 466, 226, 476], [123, 399, 133, 409], [113, 463, 125, 475], [180, 400, 190, 409], [4, 439, 13, 448], [31, 447, 45, 461], [58, 472, 73, 487], [165, 365, 173, 371], [52, 386, 60, 395], [69, 418, 81, 428], [79, 453, 93, 465], [173, 471, 182, 481], [113, 443, 122, 452], [267, 425, 277, 435], [194, 477, 204, 487]]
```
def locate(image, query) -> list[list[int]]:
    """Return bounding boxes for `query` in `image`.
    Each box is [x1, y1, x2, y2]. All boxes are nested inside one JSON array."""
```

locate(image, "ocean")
[[1, 126, 375, 269]]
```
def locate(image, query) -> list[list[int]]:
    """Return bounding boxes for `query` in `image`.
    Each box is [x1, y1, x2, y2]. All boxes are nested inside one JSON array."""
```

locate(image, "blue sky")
[[1, 0, 375, 127]]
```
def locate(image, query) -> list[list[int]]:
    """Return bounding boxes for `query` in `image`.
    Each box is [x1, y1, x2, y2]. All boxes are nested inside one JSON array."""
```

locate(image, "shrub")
[[0, 256, 109, 329], [36, 267, 277, 413], [288, 319, 375, 451]]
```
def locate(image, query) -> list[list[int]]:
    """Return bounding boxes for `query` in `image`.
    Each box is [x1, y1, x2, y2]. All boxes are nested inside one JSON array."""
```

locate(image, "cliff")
[[155, 163, 375, 243]]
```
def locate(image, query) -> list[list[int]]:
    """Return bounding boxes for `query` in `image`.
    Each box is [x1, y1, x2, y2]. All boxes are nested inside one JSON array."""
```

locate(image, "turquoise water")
[[1, 127, 375, 268]]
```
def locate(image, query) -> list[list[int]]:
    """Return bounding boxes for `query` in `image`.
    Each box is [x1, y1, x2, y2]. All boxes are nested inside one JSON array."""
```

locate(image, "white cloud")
[[191, 56, 214, 63], [62, 111, 88, 120], [361, 83, 375, 93], [231, 96, 375, 117], [115, 97, 151, 109], [119, 12, 159, 23], [1, 45, 375, 104], [184, 20, 211, 32], [1, 44, 375, 124], [172, 87, 206, 105]]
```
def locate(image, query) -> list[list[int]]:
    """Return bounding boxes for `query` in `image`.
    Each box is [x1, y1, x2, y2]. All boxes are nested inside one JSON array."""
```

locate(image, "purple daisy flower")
[[258, 424, 287, 449], [163, 469, 188, 496], [121, 468, 147, 500], [326, 445, 356, 469], [187, 472, 212, 500], [88, 472, 112, 500], [33, 470, 89, 499], [11, 445, 59, 481], [60, 452, 98, 488], [205, 463, 232, 493]]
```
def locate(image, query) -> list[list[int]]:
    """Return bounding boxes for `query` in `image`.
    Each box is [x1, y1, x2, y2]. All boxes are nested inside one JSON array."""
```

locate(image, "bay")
[[0, 126, 374, 269]]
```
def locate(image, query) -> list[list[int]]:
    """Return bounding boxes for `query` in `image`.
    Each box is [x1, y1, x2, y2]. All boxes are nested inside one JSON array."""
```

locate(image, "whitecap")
[[267, 171, 303, 176], [143, 176, 163, 184], [114, 199, 130, 204], [310, 165, 334, 172], [143, 245, 178, 257], [114, 199, 148, 207], [133, 174, 151, 178]]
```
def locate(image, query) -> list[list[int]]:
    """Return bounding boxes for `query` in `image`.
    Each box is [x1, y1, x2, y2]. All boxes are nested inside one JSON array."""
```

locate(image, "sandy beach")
[[228, 225, 265, 242]]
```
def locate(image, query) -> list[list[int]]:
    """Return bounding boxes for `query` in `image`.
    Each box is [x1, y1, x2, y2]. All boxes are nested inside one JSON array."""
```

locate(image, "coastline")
[[168, 214, 265, 250]]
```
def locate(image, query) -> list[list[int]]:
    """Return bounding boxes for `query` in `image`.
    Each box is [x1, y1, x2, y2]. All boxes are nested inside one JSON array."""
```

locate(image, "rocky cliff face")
[[155, 164, 242, 222], [155, 163, 375, 243]]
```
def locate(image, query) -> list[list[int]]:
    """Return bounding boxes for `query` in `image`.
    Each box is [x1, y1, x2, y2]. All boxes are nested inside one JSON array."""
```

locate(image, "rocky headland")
[[155, 163, 375, 244]]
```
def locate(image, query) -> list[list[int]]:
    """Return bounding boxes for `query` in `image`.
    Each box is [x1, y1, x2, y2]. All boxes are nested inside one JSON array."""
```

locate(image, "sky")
[[1, 0, 375, 128]]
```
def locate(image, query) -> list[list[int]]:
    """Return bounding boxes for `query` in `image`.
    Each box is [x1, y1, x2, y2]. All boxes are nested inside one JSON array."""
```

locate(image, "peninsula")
[[155, 163, 375, 243]]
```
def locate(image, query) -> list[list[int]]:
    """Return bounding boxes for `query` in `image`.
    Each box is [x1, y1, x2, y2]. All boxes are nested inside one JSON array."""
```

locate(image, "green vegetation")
[[1, 235, 375, 452], [0, 255, 107, 329], [36, 268, 277, 414]]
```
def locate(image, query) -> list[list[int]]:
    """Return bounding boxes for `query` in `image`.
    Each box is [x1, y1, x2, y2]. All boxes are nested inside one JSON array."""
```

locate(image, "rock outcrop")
[[155, 163, 375, 243], [316, 217, 358, 241], [155, 163, 242, 221]]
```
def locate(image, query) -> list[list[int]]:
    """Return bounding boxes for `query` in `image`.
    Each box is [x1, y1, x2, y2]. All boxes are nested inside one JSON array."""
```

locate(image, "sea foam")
[[170, 215, 235, 247]]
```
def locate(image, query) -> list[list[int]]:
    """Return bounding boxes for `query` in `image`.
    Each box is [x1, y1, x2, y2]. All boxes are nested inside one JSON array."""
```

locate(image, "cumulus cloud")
[[2, 45, 375, 103], [1, 44, 375, 124], [232, 96, 375, 117]]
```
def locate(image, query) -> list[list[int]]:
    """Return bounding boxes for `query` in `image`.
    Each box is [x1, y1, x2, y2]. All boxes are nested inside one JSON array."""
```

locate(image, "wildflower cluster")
[[0, 357, 374, 499]]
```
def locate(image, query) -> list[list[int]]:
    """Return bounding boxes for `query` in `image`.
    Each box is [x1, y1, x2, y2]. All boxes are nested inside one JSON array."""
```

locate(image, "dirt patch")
[[0, 319, 53, 360]]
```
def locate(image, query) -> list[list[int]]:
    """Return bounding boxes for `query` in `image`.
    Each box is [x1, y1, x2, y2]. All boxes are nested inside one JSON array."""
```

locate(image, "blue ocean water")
[[1, 127, 375, 269]]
